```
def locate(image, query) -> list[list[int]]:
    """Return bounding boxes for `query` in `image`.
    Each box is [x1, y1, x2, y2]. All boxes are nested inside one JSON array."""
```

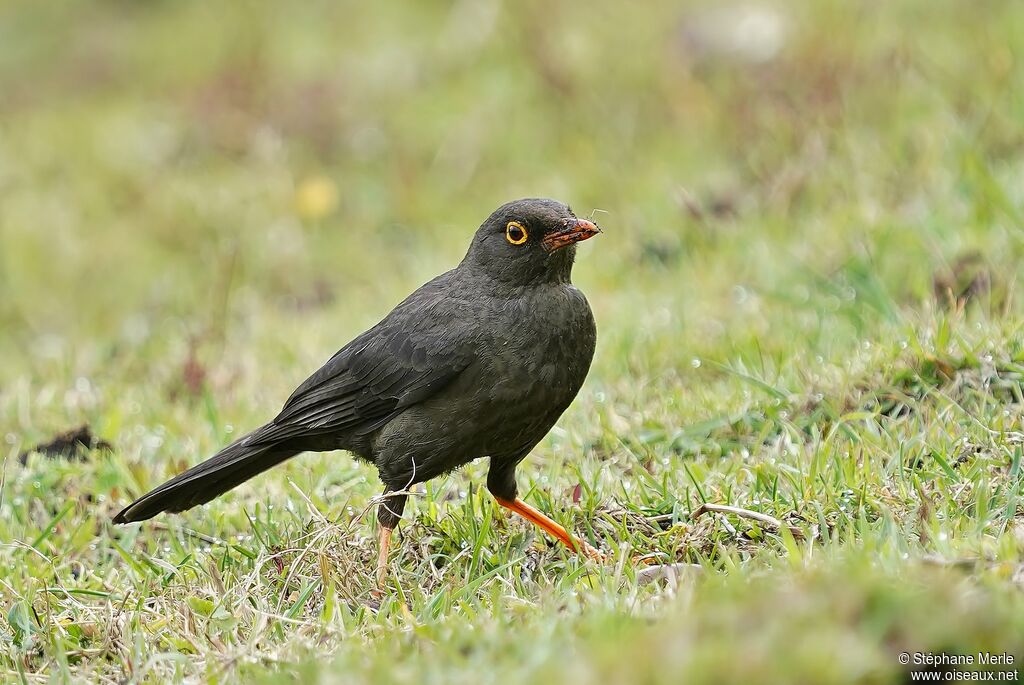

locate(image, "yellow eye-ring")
[[506, 221, 528, 245]]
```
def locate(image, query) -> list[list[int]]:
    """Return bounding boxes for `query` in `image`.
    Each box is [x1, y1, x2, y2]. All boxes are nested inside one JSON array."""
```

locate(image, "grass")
[[2, 0, 1024, 682]]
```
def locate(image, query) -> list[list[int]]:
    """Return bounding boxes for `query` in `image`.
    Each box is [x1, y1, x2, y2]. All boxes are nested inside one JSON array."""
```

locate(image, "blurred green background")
[[4, 0, 1020, 382], [3, 0, 1024, 683]]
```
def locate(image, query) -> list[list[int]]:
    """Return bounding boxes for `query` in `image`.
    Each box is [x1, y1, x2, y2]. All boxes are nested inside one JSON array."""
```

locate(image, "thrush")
[[114, 198, 602, 583]]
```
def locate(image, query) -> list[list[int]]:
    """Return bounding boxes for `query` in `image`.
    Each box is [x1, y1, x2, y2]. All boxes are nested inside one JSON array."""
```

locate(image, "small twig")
[[716, 514, 739, 537], [636, 563, 704, 587], [288, 480, 335, 527], [690, 503, 806, 540], [148, 521, 227, 547], [351, 488, 425, 532]]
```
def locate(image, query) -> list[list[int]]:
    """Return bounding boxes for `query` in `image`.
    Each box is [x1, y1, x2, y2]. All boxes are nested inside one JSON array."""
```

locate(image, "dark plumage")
[[114, 198, 602, 580]]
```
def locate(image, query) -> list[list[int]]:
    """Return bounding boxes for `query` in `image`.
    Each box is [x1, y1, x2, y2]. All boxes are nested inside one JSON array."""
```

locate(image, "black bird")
[[114, 198, 602, 583]]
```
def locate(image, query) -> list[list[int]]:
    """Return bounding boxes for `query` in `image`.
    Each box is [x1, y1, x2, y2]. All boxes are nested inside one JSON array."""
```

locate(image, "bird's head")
[[462, 198, 601, 286]]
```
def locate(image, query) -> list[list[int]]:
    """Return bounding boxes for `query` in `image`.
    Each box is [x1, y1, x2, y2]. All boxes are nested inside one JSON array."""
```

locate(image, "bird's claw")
[[580, 540, 607, 562]]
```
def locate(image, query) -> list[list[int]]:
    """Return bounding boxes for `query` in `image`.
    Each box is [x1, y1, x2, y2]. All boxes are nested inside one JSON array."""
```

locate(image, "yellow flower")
[[294, 175, 339, 221]]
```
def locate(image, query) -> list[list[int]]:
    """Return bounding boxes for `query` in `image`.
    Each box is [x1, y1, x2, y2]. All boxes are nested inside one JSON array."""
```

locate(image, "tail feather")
[[113, 424, 301, 524]]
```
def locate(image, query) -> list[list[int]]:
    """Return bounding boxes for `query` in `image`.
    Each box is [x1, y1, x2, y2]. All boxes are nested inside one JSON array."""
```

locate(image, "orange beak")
[[542, 218, 601, 253]]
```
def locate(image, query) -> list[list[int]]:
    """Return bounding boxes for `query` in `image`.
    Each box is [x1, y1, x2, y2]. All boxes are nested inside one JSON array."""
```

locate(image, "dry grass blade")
[[689, 503, 807, 540], [635, 563, 704, 586]]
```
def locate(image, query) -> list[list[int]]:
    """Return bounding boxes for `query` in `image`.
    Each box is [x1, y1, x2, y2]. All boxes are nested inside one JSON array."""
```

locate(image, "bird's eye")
[[505, 221, 528, 245]]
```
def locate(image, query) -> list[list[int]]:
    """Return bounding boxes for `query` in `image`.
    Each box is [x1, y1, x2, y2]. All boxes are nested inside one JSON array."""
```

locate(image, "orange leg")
[[376, 526, 394, 587], [494, 497, 603, 560]]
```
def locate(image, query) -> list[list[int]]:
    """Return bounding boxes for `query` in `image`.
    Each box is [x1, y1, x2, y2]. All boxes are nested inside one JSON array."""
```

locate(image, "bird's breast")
[[370, 282, 596, 476], [472, 284, 596, 424]]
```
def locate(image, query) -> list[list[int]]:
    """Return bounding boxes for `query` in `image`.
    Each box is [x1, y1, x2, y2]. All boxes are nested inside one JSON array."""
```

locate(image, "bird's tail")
[[112, 423, 301, 524]]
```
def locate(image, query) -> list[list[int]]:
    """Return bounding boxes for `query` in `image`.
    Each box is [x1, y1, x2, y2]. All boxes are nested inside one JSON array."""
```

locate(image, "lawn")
[[2, 0, 1024, 682]]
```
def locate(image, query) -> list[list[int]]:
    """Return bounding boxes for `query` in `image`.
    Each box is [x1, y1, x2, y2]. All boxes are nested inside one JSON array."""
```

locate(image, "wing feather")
[[270, 272, 476, 435]]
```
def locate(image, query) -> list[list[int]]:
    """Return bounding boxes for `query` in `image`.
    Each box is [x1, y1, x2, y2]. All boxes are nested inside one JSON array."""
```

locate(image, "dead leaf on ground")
[[19, 424, 113, 465]]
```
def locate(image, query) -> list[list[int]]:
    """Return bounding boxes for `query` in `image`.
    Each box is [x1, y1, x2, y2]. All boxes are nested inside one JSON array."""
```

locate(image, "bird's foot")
[[494, 495, 609, 563], [579, 540, 606, 562]]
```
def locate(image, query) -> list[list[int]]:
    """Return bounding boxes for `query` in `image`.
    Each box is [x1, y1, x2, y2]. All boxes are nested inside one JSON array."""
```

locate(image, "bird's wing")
[[271, 274, 477, 435]]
